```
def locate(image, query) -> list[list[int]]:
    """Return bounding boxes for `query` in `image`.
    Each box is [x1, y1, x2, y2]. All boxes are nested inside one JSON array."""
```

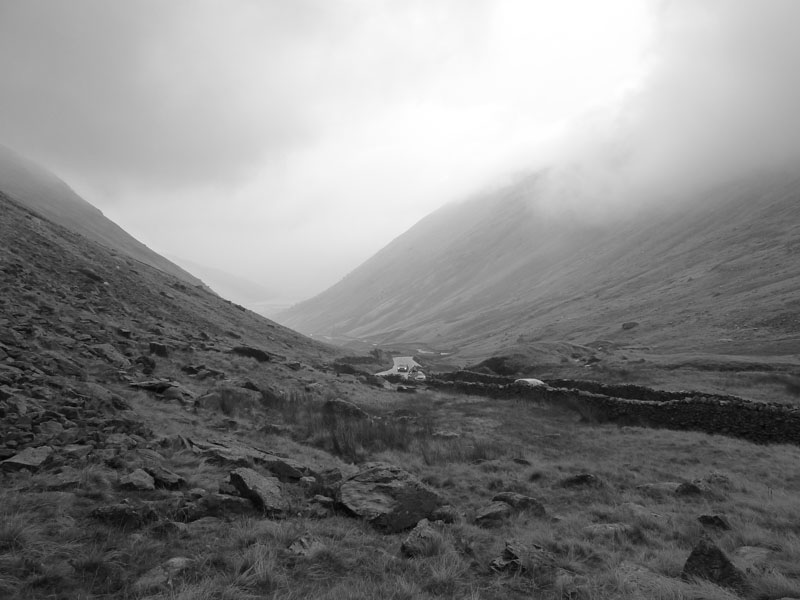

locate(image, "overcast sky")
[[2, 1, 799, 307]]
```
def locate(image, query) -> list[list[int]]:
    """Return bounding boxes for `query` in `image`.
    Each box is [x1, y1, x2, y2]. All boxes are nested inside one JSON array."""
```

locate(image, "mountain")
[[2, 155, 800, 599], [277, 170, 800, 365], [165, 253, 279, 313], [0, 144, 206, 289]]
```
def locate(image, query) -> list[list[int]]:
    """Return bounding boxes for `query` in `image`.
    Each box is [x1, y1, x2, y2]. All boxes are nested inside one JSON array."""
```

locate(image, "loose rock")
[[338, 462, 442, 533], [682, 538, 747, 591], [400, 519, 442, 558], [228, 467, 286, 515]]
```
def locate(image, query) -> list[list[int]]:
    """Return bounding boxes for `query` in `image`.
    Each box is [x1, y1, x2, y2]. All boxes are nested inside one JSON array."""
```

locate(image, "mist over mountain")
[[277, 168, 800, 365], [0, 144, 206, 289]]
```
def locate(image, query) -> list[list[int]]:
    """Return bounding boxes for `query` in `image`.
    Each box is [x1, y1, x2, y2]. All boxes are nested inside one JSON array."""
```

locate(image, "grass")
[[2, 378, 800, 599]]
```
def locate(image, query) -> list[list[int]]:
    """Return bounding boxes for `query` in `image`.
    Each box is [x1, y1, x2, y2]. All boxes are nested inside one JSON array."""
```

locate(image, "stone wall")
[[428, 376, 800, 446]]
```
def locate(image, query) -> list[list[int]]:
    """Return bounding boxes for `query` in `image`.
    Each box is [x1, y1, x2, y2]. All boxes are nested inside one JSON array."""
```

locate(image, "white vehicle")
[[414, 372, 426, 381], [513, 378, 545, 387]]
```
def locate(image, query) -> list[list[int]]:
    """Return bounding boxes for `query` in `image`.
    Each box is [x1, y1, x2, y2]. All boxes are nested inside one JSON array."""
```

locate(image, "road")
[[375, 356, 422, 377]]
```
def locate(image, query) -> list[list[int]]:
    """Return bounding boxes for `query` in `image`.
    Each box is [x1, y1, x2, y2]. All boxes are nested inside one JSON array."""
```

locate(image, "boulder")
[[698, 514, 731, 530], [1, 445, 53, 471], [475, 501, 513, 527], [400, 519, 442, 558], [91, 502, 158, 528], [181, 493, 258, 521], [231, 345, 272, 362], [287, 536, 326, 557], [682, 538, 747, 591], [491, 492, 546, 516], [431, 504, 461, 524], [560, 473, 604, 488], [144, 465, 186, 490], [322, 398, 370, 420], [228, 468, 286, 515], [91, 343, 131, 368], [675, 481, 708, 496], [120, 469, 156, 491], [149, 342, 169, 358], [133, 557, 192, 593], [338, 462, 442, 533], [194, 439, 317, 481], [621, 502, 667, 520], [150, 521, 190, 538], [40, 466, 83, 491], [489, 541, 557, 575]]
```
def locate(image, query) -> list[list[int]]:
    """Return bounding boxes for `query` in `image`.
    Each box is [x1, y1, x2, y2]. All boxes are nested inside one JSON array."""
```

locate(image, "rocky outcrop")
[[338, 462, 442, 533]]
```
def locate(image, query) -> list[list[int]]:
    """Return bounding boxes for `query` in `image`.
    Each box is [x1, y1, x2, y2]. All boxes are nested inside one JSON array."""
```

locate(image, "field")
[[3, 375, 799, 600]]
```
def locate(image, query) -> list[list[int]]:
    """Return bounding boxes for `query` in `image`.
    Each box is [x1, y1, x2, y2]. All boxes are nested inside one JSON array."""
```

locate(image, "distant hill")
[[0, 144, 207, 289], [277, 170, 800, 363], [165, 253, 277, 312]]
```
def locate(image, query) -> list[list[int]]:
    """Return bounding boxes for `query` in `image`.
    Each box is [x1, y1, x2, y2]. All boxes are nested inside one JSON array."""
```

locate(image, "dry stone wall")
[[428, 374, 800, 446]]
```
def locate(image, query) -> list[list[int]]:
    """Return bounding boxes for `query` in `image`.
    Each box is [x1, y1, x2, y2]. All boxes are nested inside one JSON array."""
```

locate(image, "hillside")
[[0, 144, 207, 289], [2, 170, 800, 599], [278, 171, 800, 368]]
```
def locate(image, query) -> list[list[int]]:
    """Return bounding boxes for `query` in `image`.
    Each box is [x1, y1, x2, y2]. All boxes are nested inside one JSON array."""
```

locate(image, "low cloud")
[[534, 0, 800, 218]]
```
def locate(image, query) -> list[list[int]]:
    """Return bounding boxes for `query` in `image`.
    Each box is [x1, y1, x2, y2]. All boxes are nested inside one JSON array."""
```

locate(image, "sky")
[[1, 1, 799, 309]]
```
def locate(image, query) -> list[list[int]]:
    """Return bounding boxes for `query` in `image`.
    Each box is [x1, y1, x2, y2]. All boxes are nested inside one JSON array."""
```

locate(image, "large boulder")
[[338, 462, 442, 533]]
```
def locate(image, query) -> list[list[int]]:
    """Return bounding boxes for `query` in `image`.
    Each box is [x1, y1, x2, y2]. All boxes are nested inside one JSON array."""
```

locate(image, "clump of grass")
[[417, 437, 508, 466], [421, 551, 469, 596]]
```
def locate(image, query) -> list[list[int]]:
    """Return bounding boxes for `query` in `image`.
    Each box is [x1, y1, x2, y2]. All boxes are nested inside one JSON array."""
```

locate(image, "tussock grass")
[[4, 377, 800, 599]]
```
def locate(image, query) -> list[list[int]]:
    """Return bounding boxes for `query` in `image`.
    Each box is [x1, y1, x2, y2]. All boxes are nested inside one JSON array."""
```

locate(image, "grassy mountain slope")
[[0, 144, 207, 289], [278, 172, 800, 364], [2, 169, 800, 599]]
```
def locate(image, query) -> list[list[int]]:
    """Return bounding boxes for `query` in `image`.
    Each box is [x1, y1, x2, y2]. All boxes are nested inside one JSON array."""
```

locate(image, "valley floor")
[[3, 376, 800, 600]]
